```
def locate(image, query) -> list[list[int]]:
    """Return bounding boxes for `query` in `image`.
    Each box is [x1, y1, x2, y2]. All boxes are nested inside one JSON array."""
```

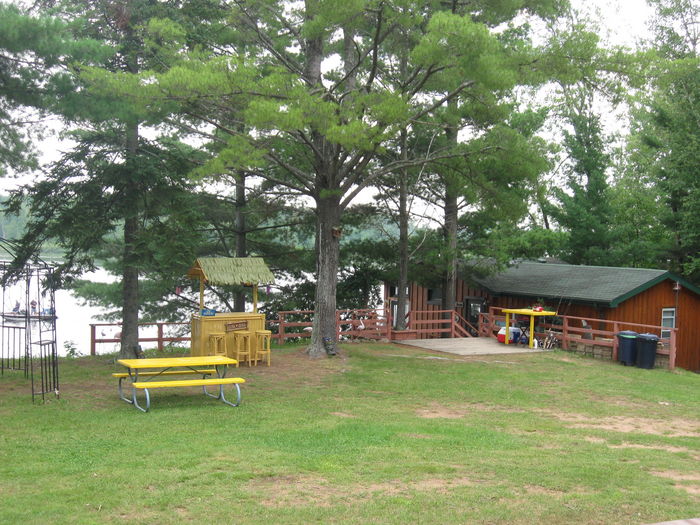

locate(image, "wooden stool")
[[255, 330, 272, 366], [208, 332, 227, 356], [233, 330, 252, 366]]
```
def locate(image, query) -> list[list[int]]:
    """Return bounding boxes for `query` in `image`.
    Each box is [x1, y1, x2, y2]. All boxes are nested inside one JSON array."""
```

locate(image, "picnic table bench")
[[116, 356, 243, 412]]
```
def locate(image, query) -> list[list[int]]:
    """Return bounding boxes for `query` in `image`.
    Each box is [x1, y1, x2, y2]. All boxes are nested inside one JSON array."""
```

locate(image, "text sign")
[[225, 321, 248, 332]]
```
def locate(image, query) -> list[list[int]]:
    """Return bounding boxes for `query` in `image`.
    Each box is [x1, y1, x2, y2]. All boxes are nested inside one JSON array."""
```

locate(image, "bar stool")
[[208, 332, 227, 356], [255, 329, 272, 366], [233, 330, 253, 366]]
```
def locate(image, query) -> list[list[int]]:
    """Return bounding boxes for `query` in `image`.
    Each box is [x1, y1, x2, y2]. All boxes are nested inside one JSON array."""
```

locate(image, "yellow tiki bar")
[[187, 257, 275, 362]]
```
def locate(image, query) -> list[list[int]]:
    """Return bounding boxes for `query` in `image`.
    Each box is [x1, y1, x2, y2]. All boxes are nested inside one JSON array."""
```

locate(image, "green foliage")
[[546, 89, 617, 266], [625, 0, 700, 282], [0, 3, 107, 171]]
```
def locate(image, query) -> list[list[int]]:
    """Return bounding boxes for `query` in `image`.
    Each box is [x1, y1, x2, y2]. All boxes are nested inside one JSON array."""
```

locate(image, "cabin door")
[[464, 299, 485, 328]]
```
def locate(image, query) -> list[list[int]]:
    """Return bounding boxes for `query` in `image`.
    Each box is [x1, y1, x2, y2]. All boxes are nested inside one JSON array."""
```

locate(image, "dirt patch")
[[244, 347, 347, 386], [415, 402, 527, 419], [330, 411, 357, 418], [416, 403, 467, 419], [583, 436, 607, 444], [584, 436, 694, 454], [400, 433, 434, 439], [246, 474, 333, 508], [545, 412, 700, 438], [651, 471, 700, 482], [245, 474, 483, 507], [523, 485, 568, 496], [584, 393, 655, 410], [675, 484, 700, 496]]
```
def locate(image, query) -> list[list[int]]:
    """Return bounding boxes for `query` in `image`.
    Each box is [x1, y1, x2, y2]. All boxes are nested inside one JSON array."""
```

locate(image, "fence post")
[[157, 323, 164, 352], [386, 307, 392, 339], [90, 324, 96, 356], [562, 317, 569, 350], [669, 329, 677, 370], [612, 322, 619, 361], [278, 313, 285, 344]]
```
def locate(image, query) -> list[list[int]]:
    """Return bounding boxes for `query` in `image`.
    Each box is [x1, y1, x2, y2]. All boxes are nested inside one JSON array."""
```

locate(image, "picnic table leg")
[[131, 385, 150, 412], [529, 315, 535, 348], [201, 364, 241, 407], [124, 369, 148, 411], [117, 377, 134, 404]]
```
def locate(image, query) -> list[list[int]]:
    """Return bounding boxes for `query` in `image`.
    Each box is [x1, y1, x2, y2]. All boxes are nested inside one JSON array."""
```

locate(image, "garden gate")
[[0, 247, 58, 402]]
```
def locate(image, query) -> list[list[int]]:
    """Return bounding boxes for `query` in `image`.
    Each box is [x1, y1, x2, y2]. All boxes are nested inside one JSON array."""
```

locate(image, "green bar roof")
[[187, 257, 275, 286]]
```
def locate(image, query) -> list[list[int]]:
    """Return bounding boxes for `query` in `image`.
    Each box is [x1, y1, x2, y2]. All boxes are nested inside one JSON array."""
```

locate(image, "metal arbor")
[[0, 253, 58, 402]]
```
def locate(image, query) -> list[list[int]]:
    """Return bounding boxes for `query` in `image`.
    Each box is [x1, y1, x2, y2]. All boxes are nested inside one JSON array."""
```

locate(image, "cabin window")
[[388, 285, 408, 298], [661, 308, 676, 339], [427, 287, 442, 305]]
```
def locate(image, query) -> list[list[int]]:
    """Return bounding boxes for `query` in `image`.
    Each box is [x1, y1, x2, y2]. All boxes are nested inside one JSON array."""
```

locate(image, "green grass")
[[1, 344, 699, 524]]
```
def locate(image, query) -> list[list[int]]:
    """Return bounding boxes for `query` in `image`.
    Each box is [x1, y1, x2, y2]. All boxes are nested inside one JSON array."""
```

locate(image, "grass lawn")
[[1, 342, 699, 524]]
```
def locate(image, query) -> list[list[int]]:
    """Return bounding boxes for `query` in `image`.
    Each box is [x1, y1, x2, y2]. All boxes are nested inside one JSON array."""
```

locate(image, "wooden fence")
[[89, 322, 190, 356], [89, 309, 478, 353], [478, 307, 677, 369]]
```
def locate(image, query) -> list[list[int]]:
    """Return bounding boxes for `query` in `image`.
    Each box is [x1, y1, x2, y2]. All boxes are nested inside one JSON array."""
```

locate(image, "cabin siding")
[[607, 281, 700, 371]]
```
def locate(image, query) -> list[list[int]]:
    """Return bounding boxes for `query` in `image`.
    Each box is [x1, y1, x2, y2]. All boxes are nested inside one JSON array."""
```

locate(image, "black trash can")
[[616, 331, 638, 366], [636, 333, 659, 369]]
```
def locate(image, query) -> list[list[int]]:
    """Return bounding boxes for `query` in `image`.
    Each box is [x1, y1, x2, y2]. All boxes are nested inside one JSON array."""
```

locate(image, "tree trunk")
[[442, 188, 458, 316], [309, 193, 341, 357], [234, 170, 247, 312], [395, 129, 409, 331], [442, 111, 459, 326], [120, 121, 140, 358]]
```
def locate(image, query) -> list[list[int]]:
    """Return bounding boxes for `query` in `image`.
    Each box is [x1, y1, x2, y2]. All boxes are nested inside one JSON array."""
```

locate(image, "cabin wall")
[[608, 281, 700, 372]]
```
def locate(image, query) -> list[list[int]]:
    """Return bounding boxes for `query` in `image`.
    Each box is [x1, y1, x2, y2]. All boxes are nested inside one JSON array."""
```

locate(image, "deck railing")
[[478, 307, 677, 369]]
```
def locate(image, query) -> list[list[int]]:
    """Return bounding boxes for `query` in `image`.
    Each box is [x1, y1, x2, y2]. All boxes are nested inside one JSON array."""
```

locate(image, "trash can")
[[636, 333, 659, 369], [616, 331, 638, 366]]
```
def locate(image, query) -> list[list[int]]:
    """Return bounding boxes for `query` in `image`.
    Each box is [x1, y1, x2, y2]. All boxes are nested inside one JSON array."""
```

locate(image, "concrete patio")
[[394, 336, 548, 356]]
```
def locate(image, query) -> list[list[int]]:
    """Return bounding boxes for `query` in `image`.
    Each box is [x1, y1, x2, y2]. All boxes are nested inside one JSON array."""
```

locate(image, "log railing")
[[478, 307, 677, 369]]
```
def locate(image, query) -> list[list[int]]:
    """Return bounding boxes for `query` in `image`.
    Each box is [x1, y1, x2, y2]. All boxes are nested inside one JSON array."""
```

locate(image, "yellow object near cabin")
[[501, 308, 557, 349]]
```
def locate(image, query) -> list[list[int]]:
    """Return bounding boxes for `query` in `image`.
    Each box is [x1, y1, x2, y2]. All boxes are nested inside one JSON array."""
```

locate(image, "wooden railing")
[[89, 322, 190, 356], [89, 308, 477, 354], [404, 309, 474, 339], [272, 309, 392, 343], [478, 307, 677, 369]]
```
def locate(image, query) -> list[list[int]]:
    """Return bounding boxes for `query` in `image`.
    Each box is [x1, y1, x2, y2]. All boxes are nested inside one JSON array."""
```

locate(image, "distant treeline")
[[0, 195, 64, 258]]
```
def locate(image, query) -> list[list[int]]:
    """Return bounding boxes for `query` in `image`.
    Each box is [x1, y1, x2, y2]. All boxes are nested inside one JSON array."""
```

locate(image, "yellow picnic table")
[[502, 308, 557, 349], [116, 355, 243, 412]]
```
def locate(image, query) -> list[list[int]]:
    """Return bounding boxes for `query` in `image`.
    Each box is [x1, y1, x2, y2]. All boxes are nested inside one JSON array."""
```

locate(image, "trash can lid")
[[617, 330, 638, 338], [637, 333, 660, 341]]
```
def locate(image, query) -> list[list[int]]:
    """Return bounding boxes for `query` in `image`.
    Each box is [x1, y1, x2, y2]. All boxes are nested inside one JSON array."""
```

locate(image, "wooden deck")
[[394, 337, 546, 356]]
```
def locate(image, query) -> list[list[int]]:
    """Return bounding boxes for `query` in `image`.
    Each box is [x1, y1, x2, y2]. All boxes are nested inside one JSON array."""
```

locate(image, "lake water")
[[38, 269, 178, 357], [54, 269, 116, 356]]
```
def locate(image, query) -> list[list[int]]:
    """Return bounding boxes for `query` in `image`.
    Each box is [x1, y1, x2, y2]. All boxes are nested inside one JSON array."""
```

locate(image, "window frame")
[[661, 307, 676, 339]]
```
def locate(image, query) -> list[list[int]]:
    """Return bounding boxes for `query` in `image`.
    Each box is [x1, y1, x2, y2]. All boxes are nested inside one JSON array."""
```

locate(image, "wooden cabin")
[[385, 261, 700, 371]]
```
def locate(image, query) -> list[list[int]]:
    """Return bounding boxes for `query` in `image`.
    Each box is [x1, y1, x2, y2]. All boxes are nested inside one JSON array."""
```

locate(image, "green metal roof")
[[187, 257, 275, 286], [473, 262, 700, 307]]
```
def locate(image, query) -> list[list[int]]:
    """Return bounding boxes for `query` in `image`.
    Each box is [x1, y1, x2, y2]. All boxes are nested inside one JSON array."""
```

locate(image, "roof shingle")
[[474, 262, 670, 306]]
